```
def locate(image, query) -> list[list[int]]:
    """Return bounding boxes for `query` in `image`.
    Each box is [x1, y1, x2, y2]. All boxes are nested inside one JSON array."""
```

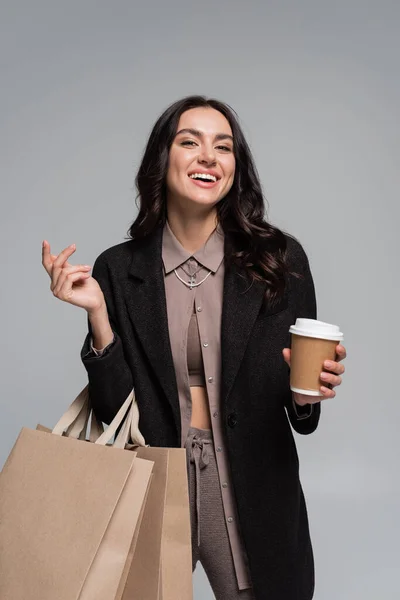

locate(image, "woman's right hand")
[[42, 240, 105, 314]]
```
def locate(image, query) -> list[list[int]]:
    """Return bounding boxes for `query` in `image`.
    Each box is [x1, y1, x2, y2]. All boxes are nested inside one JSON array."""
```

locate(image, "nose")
[[198, 143, 216, 166]]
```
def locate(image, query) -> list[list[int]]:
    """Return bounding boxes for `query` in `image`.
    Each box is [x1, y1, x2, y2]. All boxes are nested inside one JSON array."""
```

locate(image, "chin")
[[186, 195, 221, 209], [168, 184, 225, 212]]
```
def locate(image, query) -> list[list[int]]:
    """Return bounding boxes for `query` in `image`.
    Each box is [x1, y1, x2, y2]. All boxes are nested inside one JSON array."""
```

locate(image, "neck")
[[166, 206, 218, 253]]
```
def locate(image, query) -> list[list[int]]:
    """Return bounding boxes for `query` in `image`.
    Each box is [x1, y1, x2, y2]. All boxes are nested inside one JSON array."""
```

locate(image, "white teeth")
[[189, 173, 217, 182]]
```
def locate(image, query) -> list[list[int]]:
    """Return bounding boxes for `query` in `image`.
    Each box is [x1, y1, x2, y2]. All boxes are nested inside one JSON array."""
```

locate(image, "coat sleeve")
[[80, 252, 134, 424], [284, 236, 321, 435]]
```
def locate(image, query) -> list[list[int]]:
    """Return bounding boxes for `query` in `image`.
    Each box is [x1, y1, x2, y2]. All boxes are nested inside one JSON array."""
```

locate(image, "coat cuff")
[[81, 332, 117, 359]]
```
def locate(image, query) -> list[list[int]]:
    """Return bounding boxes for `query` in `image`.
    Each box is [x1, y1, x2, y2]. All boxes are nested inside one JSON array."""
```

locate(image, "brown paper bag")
[[159, 448, 193, 600], [94, 388, 193, 599], [0, 428, 153, 600], [0, 388, 153, 600], [122, 447, 193, 600], [0, 385, 192, 600], [33, 425, 155, 600]]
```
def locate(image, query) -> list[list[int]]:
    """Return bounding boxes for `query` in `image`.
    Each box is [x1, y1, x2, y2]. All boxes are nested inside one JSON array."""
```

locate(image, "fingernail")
[[324, 361, 334, 368], [320, 372, 329, 380]]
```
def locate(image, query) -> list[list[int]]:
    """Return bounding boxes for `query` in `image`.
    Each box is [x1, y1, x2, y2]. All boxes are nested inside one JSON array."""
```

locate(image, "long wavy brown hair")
[[127, 95, 298, 307]]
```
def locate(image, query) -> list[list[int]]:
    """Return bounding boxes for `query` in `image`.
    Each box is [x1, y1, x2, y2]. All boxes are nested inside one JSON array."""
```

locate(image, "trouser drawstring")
[[187, 431, 212, 547]]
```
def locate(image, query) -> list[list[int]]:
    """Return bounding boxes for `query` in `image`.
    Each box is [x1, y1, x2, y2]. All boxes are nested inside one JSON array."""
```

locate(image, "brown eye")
[[216, 145, 232, 152], [181, 140, 197, 147]]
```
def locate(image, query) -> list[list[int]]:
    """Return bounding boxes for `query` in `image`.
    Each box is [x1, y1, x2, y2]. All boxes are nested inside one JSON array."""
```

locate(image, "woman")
[[42, 95, 346, 600]]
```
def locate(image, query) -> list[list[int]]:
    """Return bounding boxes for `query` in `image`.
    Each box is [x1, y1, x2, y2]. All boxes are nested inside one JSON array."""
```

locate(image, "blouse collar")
[[162, 219, 224, 274]]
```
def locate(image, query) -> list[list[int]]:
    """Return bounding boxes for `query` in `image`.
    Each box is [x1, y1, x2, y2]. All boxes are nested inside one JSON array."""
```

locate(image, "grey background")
[[1, 1, 399, 598]]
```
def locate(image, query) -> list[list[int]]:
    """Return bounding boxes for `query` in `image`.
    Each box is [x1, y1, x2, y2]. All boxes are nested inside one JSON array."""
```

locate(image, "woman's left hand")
[[282, 344, 347, 406]]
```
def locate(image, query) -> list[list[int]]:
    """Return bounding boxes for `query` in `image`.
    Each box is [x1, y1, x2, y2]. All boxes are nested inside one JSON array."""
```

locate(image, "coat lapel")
[[123, 226, 288, 426], [124, 226, 181, 434], [221, 262, 288, 406]]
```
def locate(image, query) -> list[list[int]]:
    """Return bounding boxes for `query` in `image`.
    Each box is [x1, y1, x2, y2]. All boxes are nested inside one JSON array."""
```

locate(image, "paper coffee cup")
[[288, 319, 344, 396]]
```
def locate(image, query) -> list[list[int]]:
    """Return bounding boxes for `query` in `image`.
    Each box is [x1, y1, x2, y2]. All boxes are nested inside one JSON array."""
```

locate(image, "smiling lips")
[[188, 172, 220, 188]]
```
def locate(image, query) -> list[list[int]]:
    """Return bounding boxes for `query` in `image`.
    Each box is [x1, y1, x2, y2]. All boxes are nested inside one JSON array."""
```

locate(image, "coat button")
[[227, 412, 237, 428]]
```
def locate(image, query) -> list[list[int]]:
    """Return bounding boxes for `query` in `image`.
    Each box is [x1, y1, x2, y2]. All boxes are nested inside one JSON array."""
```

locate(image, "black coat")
[[81, 225, 321, 600]]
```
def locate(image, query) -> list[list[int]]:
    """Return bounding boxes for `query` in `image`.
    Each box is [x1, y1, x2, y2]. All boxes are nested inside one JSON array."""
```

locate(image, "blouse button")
[[197, 306, 202, 312], [227, 517, 234, 523], [227, 412, 237, 428], [203, 342, 209, 348], [208, 376, 214, 383]]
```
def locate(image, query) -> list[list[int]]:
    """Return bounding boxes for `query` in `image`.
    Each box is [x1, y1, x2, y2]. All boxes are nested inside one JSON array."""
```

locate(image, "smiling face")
[[166, 107, 236, 214]]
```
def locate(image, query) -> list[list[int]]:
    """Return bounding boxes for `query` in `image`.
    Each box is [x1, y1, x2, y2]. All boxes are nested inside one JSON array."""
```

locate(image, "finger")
[[323, 359, 345, 375], [282, 348, 291, 366], [51, 254, 73, 268], [42, 240, 53, 275], [320, 372, 342, 387], [335, 344, 347, 361], [43, 242, 73, 275], [57, 271, 91, 302], [52, 265, 91, 295], [51, 244, 77, 288], [54, 271, 90, 301], [63, 264, 91, 275], [52, 244, 76, 269], [319, 386, 336, 398]]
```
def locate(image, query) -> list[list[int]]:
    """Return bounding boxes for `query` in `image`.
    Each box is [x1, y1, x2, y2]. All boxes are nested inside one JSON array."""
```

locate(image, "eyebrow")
[[175, 128, 234, 142]]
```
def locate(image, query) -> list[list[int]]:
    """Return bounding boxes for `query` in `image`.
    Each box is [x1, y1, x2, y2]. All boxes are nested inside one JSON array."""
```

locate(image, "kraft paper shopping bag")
[[122, 447, 192, 600], [0, 388, 153, 600], [1, 384, 193, 600]]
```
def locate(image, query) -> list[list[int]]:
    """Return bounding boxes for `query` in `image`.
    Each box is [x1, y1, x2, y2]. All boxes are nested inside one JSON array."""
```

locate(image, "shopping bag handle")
[[52, 386, 89, 436], [51, 386, 103, 441], [52, 385, 146, 448], [63, 396, 104, 442], [94, 390, 146, 448]]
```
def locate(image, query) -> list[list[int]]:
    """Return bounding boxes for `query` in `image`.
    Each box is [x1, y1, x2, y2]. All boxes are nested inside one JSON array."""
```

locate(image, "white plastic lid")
[[289, 318, 344, 341]]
